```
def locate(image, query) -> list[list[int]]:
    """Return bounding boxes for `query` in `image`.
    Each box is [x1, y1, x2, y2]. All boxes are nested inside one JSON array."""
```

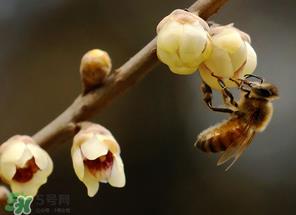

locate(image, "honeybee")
[[195, 75, 279, 170]]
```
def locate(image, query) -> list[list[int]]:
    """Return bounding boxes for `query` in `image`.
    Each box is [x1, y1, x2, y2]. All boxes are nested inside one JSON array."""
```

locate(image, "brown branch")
[[33, 0, 229, 148]]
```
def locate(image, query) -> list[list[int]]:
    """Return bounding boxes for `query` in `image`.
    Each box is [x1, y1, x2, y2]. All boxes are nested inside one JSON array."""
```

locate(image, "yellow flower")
[[156, 9, 212, 75], [71, 123, 125, 197], [199, 24, 257, 90], [0, 135, 53, 196]]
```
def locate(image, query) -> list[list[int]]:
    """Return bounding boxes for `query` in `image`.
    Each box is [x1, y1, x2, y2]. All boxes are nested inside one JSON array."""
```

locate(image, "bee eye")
[[255, 88, 272, 97]]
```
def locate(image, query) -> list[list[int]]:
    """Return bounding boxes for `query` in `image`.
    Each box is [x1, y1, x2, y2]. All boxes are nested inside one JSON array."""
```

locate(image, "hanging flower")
[[199, 23, 257, 89], [71, 122, 125, 197], [0, 135, 53, 197], [156, 9, 212, 75]]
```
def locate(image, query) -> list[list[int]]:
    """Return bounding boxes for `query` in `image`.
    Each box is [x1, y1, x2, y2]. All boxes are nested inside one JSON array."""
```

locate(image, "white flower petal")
[[71, 147, 84, 180], [80, 135, 108, 160], [157, 22, 182, 53], [10, 158, 52, 197], [10, 168, 48, 196], [241, 42, 257, 76], [169, 65, 197, 75], [203, 46, 234, 78], [45, 154, 53, 176], [179, 24, 207, 66], [156, 15, 210, 75], [10, 181, 34, 196], [10, 173, 44, 197], [108, 155, 126, 188], [30, 169, 49, 185], [229, 42, 248, 75], [157, 49, 182, 69], [82, 168, 99, 197], [26, 143, 49, 170], [213, 28, 243, 54], [199, 65, 237, 90], [73, 132, 93, 149], [0, 141, 26, 164], [100, 136, 121, 155], [16, 147, 33, 168], [0, 162, 16, 181]]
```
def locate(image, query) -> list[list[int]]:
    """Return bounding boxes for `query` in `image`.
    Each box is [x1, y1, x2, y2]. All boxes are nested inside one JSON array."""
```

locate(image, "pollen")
[[13, 158, 39, 183]]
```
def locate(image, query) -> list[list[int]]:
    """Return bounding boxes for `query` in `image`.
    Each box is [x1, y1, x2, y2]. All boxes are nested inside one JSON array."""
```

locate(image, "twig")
[[33, 0, 229, 148]]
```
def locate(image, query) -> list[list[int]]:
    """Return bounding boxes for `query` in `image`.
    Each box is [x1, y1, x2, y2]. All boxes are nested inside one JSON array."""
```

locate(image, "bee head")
[[251, 83, 279, 100]]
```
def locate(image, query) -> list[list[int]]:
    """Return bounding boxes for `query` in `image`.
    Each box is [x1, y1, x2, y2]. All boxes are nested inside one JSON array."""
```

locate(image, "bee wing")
[[217, 124, 256, 171]]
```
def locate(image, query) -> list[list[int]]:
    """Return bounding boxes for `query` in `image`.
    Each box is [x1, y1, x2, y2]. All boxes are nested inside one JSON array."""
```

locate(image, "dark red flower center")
[[13, 158, 39, 183], [84, 151, 114, 176]]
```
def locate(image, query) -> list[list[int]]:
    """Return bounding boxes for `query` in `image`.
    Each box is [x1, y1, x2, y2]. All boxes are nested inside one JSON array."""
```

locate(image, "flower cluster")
[[0, 49, 125, 199], [156, 10, 257, 90], [0, 123, 125, 198], [157, 9, 211, 75]]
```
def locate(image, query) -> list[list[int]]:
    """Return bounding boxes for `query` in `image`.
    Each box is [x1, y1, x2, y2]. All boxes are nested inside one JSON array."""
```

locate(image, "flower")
[[71, 122, 125, 197], [0, 135, 53, 197], [80, 49, 112, 92], [156, 9, 212, 75], [199, 23, 257, 90], [0, 186, 9, 206]]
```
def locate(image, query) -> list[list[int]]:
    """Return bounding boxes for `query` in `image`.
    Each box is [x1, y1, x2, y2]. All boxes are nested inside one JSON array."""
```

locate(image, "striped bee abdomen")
[[196, 135, 226, 152], [195, 118, 245, 153]]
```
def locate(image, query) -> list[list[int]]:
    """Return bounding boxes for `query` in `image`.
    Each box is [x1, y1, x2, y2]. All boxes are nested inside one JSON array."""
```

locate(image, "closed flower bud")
[[80, 49, 112, 93], [156, 9, 212, 75], [0, 186, 9, 206], [199, 24, 257, 90], [0, 135, 53, 197], [71, 122, 125, 197]]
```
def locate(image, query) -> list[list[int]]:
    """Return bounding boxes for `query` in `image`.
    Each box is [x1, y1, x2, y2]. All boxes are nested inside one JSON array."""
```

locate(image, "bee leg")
[[244, 74, 264, 84], [216, 79, 238, 108], [229, 78, 251, 97], [229, 78, 241, 87], [209, 73, 238, 108], [201, 82, 234, 114], [222, 93, 233, 107]]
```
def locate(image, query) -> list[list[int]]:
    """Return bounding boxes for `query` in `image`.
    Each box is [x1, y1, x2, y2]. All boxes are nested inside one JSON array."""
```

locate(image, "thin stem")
[[33, 0, 229, 148]]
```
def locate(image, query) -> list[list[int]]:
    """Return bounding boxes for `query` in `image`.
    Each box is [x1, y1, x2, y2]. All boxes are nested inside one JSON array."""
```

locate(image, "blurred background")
[[0, 0, 295, 214]]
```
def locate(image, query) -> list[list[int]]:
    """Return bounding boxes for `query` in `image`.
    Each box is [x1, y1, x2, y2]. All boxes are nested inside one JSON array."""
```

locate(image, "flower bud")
[[199, 24, 257, 90], [156, 9, 212, 75], [0, 135, 53, 197], [80, 49, 112, 92], [0, 186, 9, 206], [71, 122, 125, 197]]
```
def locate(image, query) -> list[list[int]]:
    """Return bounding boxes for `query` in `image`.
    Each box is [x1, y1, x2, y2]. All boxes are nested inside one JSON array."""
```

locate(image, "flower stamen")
[[84, 151, 114, 176], [13, 158, 39, 183]]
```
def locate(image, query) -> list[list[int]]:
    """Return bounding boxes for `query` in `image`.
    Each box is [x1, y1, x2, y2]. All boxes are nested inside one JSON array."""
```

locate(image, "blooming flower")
[[0, 135, 53, 196], [156, 9, 212, 75], [71, 122, 125, 197], [199, 23, 257, 89]]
